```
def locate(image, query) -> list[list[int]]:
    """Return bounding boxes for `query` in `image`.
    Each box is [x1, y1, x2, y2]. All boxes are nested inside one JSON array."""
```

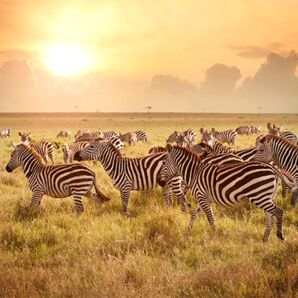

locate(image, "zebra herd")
[[4, 122, 298, 242]]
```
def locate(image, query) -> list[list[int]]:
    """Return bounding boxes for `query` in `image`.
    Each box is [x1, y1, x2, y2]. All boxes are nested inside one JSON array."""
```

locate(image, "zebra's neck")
[[100, 147, 122, 180], [22, 151, 44, 178], [271, 139, 295, 171]]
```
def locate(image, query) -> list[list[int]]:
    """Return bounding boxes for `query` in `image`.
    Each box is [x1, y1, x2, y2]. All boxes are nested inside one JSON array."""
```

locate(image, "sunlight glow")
[[42, 44, 93, 76]]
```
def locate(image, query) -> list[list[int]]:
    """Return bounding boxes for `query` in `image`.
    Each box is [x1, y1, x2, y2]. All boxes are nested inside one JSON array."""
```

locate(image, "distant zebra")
[[255, 135, 298, 205], [250, 126, 261, 135], [100, 131, 120, 140], [163, 145, 294, 241], [0, 128, 11, 138], [166, 131, 181, 144], [167, 129, 195, 147], [76, 141, 168, 214], [134, 130, 148, 142], [236, 126, 251, 135], [211, 128, 237, 145], [183, 129, 196, 146], [6, 144, 110, 213], [120, 132, 138, 145], [75, 132, 103, 143], [57, 130, 71, 138]]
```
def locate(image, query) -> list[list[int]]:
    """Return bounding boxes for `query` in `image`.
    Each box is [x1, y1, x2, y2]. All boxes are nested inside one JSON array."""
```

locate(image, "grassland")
[[0, 113, 297, 298]]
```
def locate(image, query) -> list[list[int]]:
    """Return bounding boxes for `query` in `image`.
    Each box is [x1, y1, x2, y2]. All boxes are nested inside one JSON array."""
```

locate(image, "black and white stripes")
[[6, 144, 110, 213]]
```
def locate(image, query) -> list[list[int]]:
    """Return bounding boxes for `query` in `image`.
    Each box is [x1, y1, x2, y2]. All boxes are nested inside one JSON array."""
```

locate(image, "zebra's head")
[[18, 131, 31, 143], [255, 135, 273, 162], [6, 144, 28, 172], [77, 141, 104, 161]]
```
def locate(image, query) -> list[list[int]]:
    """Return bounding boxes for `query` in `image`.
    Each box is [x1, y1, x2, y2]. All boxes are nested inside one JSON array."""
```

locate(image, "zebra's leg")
[[120, 189, 131, 215], [272, 207, 284, 240], [291, 187, 298, 206], [281, 180, 287, 198], [198, 197, 215, 229], [30, 191, 44, 209], [163, 182, 173, 207], [188, 205, 201, 231], [73, 193, 84, 214], [263, 212, 273, 242]]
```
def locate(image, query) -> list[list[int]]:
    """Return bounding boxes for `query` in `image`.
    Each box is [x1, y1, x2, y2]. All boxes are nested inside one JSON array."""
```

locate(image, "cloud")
[[200, 63, 241, 95], [229, 43, 287, 59]]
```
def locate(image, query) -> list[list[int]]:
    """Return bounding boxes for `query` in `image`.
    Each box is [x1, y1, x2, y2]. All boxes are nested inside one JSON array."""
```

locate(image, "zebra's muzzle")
[[6, 165, 13, 172]]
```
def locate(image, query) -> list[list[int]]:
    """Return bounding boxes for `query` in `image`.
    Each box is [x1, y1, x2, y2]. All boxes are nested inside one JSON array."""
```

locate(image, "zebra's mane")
[[103, 141, 122, 157], [17, 144, 45, 164], [168, 145, 204, 162]]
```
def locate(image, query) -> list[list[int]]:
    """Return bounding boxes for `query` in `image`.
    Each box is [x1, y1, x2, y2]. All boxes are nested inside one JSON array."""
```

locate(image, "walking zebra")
[[211, 128, 237, 145], [134, 130, 148, 142], [255, 135, 298, 205], [76, 141, 168, 214], [0, 128, 11, 138], [6, 144, 110, 213], [162, 145, 294, 241]]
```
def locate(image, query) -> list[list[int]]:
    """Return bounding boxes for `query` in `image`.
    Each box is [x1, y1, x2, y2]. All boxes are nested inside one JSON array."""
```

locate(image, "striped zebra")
[[183, 129, 196, 146], [19, 132, 59, 164], [100, 131, 120, 140], [0, 128, 11, 138], [64, 137, 124, 163], [148, 146, 167, 154], [167, 130, 195, 147], [76, 141, 168, 215], [267, 123, 280, 136], [162, 145, 294, 241], [255, 134, 298, 205], [6, 144, 110, 213], [134, 130, 148, 142], [211, 128, 237, 145], [120, 132, 138, 146], [236, 126, 251, 135]]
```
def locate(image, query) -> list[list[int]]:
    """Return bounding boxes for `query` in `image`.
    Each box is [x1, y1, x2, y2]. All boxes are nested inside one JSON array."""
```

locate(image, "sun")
[[42, 44, 93, 77]]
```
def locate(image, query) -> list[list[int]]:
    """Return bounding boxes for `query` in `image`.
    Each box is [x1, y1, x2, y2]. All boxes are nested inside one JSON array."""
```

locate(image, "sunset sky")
[[0, 1, 298, 112]]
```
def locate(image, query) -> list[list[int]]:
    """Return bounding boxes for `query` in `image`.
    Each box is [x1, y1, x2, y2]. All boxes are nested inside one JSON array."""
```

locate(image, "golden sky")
[[0, 1, 298, 113], [1, 0, 297, 81]]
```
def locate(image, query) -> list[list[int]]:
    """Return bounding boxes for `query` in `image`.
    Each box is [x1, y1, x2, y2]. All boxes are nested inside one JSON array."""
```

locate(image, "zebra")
[[75, 132, 103, 143], [211, 128, 237, 145], [162, 145, 295, 241], [0, 128, 11, 138], [100, 131, 120, 140], [183, 129, 196, 147], [255, 134, 298, 205], [64, 137, 124, 163], [167, 131, 181, 144], [236, 126, 251, 135], [76, 141, 168, 215], [120, 132, 138, 146], [5, 144, 110, 213], [250, 126, 261, 135], [57, 130, 71, 138], [19, 131, 32, 142], [267, 123, 297, 145], [134, 130, 148, 142], [167, 130, 195, 147]]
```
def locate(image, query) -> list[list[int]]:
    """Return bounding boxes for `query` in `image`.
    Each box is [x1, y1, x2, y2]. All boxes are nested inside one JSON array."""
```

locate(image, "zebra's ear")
[[166, 144, 172, 151]]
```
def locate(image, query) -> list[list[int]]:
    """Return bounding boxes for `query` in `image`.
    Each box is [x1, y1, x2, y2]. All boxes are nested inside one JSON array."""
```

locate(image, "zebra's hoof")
[[277, 232, 285, 241]]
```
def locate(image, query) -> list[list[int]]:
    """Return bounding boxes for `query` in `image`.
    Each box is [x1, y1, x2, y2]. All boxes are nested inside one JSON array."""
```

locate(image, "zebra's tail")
[[93, 182, 111, 202], [273, 167, 297, 201]]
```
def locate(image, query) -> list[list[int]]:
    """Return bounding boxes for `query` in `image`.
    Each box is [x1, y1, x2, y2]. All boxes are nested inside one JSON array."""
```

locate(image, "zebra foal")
[[6, 144, 110, 213]]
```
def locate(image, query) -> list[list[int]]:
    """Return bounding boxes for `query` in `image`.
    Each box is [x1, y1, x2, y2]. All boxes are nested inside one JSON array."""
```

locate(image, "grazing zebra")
[[255, 134, 298, 205], [0, 128, 11, 138], [57, 130, 71, 138], [76, 141, 168, 214], [120, 132, 138, 146], [163, 145, 295, 241], [211, 128, 237, 145], [134, 130, 148, 142], [236, 126, 251, 135], [6, 144, 110, 213]]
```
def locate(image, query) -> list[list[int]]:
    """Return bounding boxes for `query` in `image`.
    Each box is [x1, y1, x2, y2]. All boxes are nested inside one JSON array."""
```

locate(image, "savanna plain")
[[0, 113, 297, 298]]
